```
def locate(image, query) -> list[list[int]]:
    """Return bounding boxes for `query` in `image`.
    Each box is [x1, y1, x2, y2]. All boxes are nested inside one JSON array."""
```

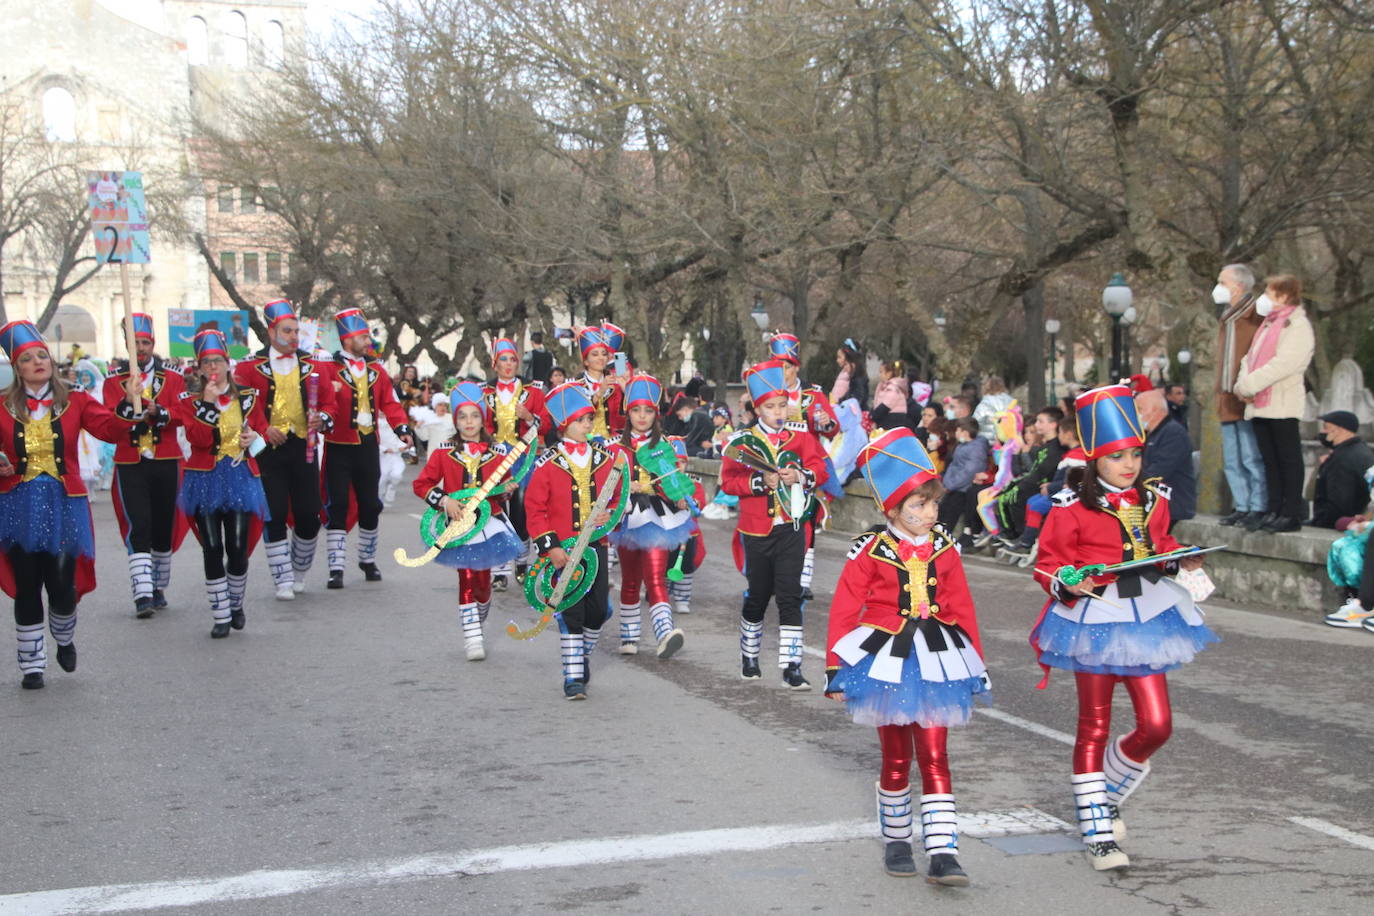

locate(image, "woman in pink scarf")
[[1234, 274, 1314, 533]]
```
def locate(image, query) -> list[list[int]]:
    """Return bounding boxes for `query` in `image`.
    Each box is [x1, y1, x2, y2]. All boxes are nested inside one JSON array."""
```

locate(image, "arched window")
[[263, 20, 285, 68], [224, 11, 248, 69], [42, 87, 77, 142], [186, 16, 208, 66]]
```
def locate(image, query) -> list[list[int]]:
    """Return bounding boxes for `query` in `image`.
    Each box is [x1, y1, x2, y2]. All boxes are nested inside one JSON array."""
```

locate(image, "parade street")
[[2, 487, 1371, 916]]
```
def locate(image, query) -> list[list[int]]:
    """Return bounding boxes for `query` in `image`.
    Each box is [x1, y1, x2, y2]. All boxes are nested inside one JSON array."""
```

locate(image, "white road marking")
[[0, 811, 1067, 914], [1288, 816, 1374, 852], [406, 513, 423, 520], [975, 707, 1076, 746]]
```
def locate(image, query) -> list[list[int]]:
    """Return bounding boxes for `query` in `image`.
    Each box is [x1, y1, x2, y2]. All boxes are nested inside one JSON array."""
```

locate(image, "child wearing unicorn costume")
[[825, 427, 988, 886], [611, 374, 689, 659], [412, 382, 526, 661], [1031, 384, 1217, 872]]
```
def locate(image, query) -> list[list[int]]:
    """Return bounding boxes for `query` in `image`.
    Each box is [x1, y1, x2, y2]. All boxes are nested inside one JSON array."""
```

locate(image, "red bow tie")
[[26, 396, 52, 413], [347, 358, 366, 374], [897, 540, 934, 563], [1105, 490, 1139, 509], [464, 441, 488, 455], [564, 441, 588, 457], [497, 380, 517, 393], [217, 395, 234, 409], [767, 431, 787, 446]]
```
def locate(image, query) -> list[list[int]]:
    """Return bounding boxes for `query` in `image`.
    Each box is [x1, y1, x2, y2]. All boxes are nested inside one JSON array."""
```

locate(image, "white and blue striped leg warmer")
[[206, 577, 231, 625], [1073, 772, 1117, 845], [1104, 737, 1151, 806], [265, 539, 292, 588], [127, 552, 154, 600], [477, 600, 490, 623], [152, 550, 173, 589], [778, 624, 804, 669], [16, 624, 45, 674], [48, 612, 76, 647], [649, 602, 673, 642], [227, 573, 247, 611], [560, 632, 585, 683], [877, 783, 913, 842], [920, 794, 959, 856], [801, 547, 815, 590], [290, 532, 318, 575], [739, 618, 763, 660], [327, 530, 347, 572], [619, 602, 642, 643], [459, 603, 483, 650], [670, 572, 693, 611], [357, 527, 379, 564], [583, 627, 602, 657]]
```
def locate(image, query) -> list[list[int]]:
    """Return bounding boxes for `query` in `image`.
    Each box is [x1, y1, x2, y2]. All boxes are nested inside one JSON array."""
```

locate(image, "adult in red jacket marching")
[[103, 312, 188, 619], [524, 382, 623, 700], [0, 320, 136, 688], [483, 337, 549, 590], [767, 332, 839, 601], [825, 428, 988, 885], [321, 309, 414, 588], [719, 359, 829, 689], [233, 299, 337, 600], [573, 322, 626, 442], [1031, 384, 1216, 872], [177, 329, 271, 639], [610, 374, 688, 659], [413, 382, 526, 661]]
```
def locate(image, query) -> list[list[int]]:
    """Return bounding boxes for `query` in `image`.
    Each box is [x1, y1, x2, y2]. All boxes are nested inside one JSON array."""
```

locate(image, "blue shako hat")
[[623, 374, 662, 411], [743, 360, 788, 405], [263, 299, 296, 329], [127, 312, 155, 340], [768, 332, 800, 365], [193, 328, 229, 361], [544, 381, 595, 430], [449, 381, 488, 422], [856, 427, 940, 514], [333, 308, 370, 341], [1076, 383, 1145, 460], [0, 320, 48, 360]]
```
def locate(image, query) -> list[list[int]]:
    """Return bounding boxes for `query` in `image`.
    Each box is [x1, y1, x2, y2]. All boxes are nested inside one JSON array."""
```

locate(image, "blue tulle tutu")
[[0, 476, 94, 558], [832, 653, 989, 728], [179, 457, 269, 519], [436, 527, 525, 570], [1033, 606, 1220, 677], [613, 518, 694, 550]]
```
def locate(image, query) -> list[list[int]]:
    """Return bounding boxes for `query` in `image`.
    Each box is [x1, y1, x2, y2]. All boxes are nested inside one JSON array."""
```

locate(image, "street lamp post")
[[750, 295, 770, 336], [1120, 306, 1136, 379], [1044, 318, 1060, 401], [1101, 273, 1133, 382]]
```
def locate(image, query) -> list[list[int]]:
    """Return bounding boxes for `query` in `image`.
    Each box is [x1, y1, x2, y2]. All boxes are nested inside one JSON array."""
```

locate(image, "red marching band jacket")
[[175, 387, 271, 474], [413, 441, 513, 516], [483, 379, 551, 444], [232, 349, 340, 435], [321, 355, 411, 445], [523, 443, 624, 553], [103, 360, 186, 464], [574, 372, 625, 438], [786, 383, 839, 439], [719, 425, 830, 537], [824, 526, 984, 672]]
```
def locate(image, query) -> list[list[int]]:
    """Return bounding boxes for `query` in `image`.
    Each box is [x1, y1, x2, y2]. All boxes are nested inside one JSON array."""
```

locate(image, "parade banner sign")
[[88, 171, 151, 264], [168, 309, 253, 359]]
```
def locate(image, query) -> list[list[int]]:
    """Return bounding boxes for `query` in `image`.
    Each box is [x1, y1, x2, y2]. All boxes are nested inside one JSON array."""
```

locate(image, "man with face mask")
[[1310, 411, 1374, 529], [1212, 264, 1268, 530]]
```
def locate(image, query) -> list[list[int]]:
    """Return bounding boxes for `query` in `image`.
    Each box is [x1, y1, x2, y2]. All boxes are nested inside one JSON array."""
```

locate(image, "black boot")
[[884, 841, 918, 877], [134, 596, 156, 619], [1218, 510, 1244, 526], [741, 656, 762, 680], [21, 672, 43, 690], [230, 607, 246, 630], [782, 662, 811, 690], [55, 643, 76, 673], [152, 588, 169, 610], [1245, 511, 1275, 531], [359, 562, 383, 582], [926, 853, 969, 886], [327, 570, 345, 589], [211, 622, 232, 638]]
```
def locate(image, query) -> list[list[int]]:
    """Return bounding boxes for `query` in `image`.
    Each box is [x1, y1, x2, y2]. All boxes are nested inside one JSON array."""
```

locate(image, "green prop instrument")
[[667, 547, 688, 582], [1055, 545, 1226, 586], [723, 432, 815, 528], [508, 454, 630, 640], [634, 439, 700, 513]]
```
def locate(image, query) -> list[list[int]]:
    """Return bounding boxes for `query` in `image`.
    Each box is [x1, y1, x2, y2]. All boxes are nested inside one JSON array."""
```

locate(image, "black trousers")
[[325, 436, 381, 531], [8, 547, 77, 625], [1358, 532, 1374, 609], [938, 490, 969, 533], [741, 525, 805, 626], [114, 459, 179, 554], [258, 435, 323, 542], [1251, 417, 1305, 519], [506, 487, 529, 543], [193, 511, 252, 580], [560, 543, 609, 635]]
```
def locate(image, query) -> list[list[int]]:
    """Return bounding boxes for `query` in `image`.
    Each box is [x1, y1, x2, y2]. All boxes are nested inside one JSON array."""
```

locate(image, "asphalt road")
[[2, 479, 1372, 915]]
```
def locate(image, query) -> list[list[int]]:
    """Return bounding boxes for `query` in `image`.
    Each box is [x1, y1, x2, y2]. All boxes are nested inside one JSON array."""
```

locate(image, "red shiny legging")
[[459, 569, 492, 605], [1072, 671, 1172, 773], [618, 546, 670, 606], [878, 724, 951, 794]]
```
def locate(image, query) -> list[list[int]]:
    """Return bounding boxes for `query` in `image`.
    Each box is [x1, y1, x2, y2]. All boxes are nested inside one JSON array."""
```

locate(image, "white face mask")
[[1255, 293, 1274, 317], [1211, 284, 1230, 305]]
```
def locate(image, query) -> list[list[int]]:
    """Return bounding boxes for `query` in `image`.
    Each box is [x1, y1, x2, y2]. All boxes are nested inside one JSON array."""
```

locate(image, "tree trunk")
[[1023, 280, 1046, 409]]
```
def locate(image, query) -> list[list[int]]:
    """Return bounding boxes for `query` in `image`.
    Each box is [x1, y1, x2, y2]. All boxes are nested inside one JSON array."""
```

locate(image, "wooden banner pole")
[[119, 261, 141, 413]]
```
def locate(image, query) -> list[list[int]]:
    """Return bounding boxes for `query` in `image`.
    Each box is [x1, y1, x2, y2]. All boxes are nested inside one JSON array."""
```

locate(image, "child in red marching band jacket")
[[483, 337, 550, 591], [413, 382, 526, 662], [524, 383, 623, 700], [176, 329, 271, 640], [1031, 384, 1216, 872], [573, 322, 626, 442], [611, 374, 688, 659], [720, 360, 829, 689], [0, 320, 141, 688], [825, 427, 988, 886]]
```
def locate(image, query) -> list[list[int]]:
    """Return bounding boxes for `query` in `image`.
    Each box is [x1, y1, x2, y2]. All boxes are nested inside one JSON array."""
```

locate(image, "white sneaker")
[[676, 602, 691, 615], [275, 583, 296, 601], [292, 578, 306, 594], [465, 641, 486, 661], [619, 641, 639, 655], [1324, 598, 1373, 628]]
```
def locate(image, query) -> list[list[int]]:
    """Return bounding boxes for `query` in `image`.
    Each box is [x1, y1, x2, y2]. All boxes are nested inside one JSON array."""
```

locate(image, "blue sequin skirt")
[[0, 476, 94, 558], [436, 515, 525, 570], [830, 624, 989, 728], [1032, 606, 1220, 677], [179, 457, 269, 520]]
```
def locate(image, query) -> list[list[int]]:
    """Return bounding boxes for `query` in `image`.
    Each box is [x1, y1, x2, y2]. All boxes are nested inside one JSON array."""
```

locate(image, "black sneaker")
[[134, 596, 156, 619], [1218, 510, 1245, 526], [492, 574, 509, 592], [1264, 515, 1301, 533], [1245, 512, 1275, 532], [801, 586, 815, 601], [926, 853, 969, 886], [1085, 840, 1129, 871], [230, 608, 246, 631], [359, 562, 383, 582], [327, 570, 345, 589], [782, 663, 811, 690], [211, 622, 232, 639], [152, 588, 169, 609], [563, 680, 587, 700], [884, 841, 918, 877], [55, 643, 76, 673], [741, 657, 762, 680], [21, 672, 43, 690]]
